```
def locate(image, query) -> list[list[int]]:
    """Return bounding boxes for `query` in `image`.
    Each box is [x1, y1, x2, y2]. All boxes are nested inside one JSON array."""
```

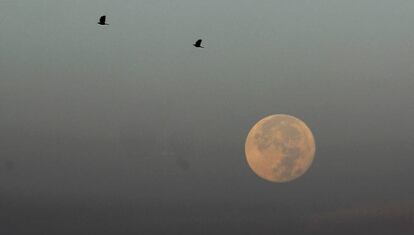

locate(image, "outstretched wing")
[[99, 15, 106, 23], [195, 39, 202, 46]]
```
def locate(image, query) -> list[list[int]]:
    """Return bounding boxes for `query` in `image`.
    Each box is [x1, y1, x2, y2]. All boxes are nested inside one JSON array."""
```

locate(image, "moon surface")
[[245, 114, 316, 183]]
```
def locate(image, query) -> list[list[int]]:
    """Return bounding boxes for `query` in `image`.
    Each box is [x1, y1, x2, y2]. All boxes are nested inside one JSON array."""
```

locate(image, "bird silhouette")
[[193, 39, 204, 48], [98, 15, 109, 25]]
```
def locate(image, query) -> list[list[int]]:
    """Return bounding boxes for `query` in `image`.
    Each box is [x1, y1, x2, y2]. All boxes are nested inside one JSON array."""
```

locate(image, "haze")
[[1, 1, 414, 234]]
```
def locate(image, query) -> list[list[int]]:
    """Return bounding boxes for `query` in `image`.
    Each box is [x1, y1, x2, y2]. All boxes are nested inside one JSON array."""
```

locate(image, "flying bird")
[[98, 15, 109, 25], [193, 39, 204, 48]]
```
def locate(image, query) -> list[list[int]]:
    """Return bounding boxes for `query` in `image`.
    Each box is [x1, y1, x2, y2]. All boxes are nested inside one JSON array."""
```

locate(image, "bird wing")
[[100, 15, 106, 23], [195, 39, 202, 46]]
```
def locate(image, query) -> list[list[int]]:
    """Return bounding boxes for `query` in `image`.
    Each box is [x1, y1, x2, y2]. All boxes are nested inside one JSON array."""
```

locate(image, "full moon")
[[245, 114, 316, 183]]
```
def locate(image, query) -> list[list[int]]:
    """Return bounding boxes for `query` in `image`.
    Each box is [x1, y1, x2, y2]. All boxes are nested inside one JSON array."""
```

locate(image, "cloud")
[[307, 201, 414, 234]]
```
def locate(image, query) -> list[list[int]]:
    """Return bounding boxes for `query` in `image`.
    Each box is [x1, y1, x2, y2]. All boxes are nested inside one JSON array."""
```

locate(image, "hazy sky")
[[1, 1, 414, 234]]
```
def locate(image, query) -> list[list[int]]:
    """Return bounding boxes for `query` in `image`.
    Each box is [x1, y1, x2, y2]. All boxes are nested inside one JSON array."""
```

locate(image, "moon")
[[245, 114, 316, 183]]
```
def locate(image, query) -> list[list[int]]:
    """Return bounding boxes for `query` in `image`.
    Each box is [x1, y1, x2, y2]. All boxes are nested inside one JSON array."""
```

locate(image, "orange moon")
[[245, 114, 316, 183]]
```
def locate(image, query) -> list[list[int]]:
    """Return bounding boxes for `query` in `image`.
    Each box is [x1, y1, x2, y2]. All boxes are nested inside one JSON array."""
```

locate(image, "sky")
[[1, 0, 414, 234]]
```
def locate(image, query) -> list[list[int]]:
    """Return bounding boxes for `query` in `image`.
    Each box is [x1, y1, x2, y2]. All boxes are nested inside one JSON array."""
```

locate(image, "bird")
[[193, 39, 204, 48], [98, 15, 109, 25]]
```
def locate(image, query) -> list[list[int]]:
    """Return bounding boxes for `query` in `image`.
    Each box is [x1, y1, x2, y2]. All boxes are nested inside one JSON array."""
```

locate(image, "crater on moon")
[[245, 114, 316, 183]]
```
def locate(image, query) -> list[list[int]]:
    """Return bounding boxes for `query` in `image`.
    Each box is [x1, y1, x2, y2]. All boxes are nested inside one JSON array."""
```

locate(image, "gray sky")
[[1, 1, 414, 234]]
